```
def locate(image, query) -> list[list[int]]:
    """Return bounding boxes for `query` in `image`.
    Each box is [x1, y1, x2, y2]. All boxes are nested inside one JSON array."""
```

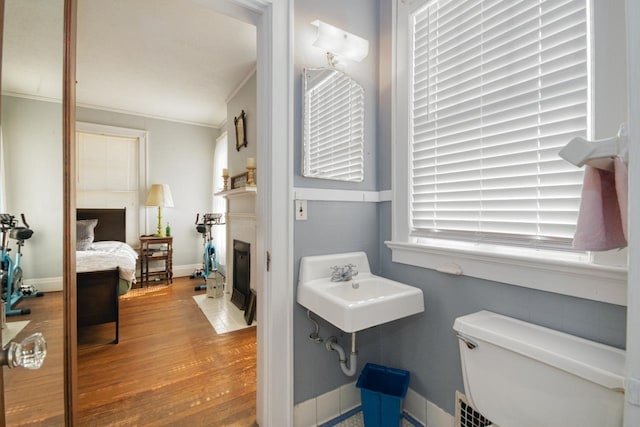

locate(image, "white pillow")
[[76, 219, 98, 251]]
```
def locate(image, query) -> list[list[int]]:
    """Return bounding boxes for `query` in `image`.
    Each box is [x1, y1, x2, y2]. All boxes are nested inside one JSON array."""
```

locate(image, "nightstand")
[[139, 236, 173, 286]]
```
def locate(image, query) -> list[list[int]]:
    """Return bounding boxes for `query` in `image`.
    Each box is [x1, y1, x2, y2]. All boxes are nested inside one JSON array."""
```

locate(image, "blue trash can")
[[356, 363, 410, 427]]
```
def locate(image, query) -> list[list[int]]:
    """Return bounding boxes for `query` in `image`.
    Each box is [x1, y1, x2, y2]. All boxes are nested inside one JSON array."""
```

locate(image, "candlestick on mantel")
[[246, 163, 256, 187], [222, 168, 230, 191]]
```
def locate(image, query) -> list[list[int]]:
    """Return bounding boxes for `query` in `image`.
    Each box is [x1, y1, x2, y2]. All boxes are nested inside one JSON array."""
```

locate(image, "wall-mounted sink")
[[297, 252, 424, 332]]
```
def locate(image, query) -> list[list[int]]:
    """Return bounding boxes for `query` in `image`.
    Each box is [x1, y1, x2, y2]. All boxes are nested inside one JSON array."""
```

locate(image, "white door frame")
[[625, 0, 640, 424], [194, 1, 294, 426]]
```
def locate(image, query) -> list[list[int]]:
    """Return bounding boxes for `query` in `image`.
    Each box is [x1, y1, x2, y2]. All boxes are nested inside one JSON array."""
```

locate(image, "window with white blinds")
[[303, 68, 364, 182], [76, 123, 146, 246], [410, 0, 589, 247]]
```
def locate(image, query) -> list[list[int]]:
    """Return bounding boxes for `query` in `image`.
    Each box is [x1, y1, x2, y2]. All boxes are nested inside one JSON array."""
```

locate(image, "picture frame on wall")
[[235, 110, 247, 151]]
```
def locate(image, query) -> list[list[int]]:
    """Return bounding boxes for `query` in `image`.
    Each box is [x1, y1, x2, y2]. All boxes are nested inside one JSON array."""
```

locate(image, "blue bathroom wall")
[[293, 0, 383, 403], [376, 0, 392, 192], [294, 201, 382, 403]]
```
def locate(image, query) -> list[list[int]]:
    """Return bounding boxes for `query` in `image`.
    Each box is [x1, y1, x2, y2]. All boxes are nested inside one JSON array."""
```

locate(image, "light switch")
[[295, 200, 308, 220]]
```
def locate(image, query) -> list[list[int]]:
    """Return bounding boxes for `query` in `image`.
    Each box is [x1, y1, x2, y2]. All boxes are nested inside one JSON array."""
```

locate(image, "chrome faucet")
[[330, 264, 358, 282]]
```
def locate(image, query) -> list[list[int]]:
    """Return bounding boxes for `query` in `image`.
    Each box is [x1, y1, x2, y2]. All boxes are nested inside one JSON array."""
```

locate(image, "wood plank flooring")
[[4, 276, 257, 426], [4, 291, 65, 426]]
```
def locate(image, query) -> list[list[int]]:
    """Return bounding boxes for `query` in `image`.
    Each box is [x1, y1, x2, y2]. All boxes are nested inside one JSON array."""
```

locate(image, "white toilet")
[[453, 310, 625, 427]]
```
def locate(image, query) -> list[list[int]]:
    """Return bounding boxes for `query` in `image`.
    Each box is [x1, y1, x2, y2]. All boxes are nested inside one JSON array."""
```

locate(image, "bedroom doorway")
[[64, 0, 294, 425]]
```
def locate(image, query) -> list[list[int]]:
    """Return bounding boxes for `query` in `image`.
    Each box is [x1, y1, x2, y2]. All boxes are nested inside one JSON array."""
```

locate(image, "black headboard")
[[77, 208, 126, 242]]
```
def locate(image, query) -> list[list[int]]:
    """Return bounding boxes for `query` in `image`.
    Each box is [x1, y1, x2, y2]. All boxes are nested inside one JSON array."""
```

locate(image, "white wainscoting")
[[293, 384, 454, 427]]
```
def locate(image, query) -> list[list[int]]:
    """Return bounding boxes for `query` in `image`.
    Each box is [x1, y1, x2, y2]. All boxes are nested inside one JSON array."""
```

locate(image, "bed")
[[76, 208, 137, 344]]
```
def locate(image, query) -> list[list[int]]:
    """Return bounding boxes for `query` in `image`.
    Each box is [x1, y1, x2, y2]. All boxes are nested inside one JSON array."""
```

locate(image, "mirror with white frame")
[[302, 67, 364, 182]]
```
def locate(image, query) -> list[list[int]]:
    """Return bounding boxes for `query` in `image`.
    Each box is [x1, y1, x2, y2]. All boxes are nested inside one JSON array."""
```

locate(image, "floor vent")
[[455, 391, 493, 427]]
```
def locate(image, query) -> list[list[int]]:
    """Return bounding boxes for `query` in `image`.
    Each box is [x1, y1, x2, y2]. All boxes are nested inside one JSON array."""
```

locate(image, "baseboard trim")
[[23, 277, 63, 293], [173, 264, 204, 278], [23, 263, 217, 293]]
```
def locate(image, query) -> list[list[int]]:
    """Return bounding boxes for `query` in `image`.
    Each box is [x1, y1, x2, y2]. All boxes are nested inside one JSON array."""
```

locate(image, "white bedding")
[[76, 241, 138, 287]]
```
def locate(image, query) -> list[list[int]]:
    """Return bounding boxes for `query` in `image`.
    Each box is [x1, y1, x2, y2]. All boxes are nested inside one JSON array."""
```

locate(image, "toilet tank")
[[453, 311, 625, 427]]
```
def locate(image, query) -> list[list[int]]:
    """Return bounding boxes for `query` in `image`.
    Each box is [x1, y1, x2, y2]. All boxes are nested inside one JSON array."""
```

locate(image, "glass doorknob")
[[1, 332, 47, 369]]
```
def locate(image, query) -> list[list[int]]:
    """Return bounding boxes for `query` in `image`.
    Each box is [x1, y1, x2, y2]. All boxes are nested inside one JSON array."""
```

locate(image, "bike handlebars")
[[195, 213, 223, 226], [21, 214, 29, 229], [0, 214, 30, 230]]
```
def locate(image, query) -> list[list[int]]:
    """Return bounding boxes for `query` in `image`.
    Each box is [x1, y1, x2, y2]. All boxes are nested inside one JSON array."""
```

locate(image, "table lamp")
[[145, 184, 174, 237]]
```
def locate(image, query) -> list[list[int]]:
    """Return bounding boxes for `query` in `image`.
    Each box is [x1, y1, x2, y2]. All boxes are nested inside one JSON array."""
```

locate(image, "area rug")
[[193, 292, 256, 334], [2, 320, 30, 348]]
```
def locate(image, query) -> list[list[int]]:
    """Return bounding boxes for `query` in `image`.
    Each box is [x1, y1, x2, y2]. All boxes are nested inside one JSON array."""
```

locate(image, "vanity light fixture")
[[310, 20, 369, 66]]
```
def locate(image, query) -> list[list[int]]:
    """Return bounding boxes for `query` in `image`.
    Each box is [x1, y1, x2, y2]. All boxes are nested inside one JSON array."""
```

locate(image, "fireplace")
[[232, 240, 250, 310]]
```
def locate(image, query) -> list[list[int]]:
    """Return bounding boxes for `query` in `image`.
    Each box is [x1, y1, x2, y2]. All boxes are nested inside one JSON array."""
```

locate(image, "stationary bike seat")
[[10, 227, 33, 240]]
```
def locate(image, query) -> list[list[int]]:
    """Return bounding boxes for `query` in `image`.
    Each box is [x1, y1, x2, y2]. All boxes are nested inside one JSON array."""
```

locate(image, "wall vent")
[[455, 391, 493, 427]]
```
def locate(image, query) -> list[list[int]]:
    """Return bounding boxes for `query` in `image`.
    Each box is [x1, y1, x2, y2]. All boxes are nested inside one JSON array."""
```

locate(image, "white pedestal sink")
[[297, 252, 424, 332]]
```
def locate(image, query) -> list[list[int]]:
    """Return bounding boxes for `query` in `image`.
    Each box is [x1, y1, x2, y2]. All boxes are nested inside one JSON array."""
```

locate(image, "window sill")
[[385, 240, 627, 306]]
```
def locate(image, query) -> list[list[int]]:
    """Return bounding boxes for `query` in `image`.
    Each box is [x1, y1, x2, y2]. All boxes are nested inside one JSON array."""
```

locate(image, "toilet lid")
[[454, 311, 625, 390]]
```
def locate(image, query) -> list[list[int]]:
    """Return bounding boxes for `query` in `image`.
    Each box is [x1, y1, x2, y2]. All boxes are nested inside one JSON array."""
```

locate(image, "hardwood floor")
[[5, 276, 257, 426], [4, 291, 65, 426]]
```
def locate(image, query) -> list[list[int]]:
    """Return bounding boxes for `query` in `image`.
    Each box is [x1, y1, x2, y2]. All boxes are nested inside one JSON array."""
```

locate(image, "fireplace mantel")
[[215, 186, 257, 199]]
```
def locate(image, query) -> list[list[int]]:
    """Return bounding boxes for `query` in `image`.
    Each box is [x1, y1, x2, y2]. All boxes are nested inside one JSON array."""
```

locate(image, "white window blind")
[[77, 132, 138, 192], [303, 68, 364, 182], [410, 0, 588, 246], [76, 129, 142, 245]]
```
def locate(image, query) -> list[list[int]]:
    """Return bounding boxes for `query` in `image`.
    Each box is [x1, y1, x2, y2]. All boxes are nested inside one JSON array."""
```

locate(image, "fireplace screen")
[[232, 240, 250, 310]]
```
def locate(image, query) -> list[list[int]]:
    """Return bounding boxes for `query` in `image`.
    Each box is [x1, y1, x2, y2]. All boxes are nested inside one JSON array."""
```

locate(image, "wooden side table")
[[139, 236, 173, 286]]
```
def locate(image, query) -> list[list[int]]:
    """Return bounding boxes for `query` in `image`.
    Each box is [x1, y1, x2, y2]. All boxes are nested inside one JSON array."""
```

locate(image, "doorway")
[[63, 0, 294, 425]]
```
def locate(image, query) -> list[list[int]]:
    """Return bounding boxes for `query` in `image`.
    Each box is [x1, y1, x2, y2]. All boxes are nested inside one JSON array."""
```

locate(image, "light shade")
[[145, 184, 174, 208], [311, 20, 369, 63]]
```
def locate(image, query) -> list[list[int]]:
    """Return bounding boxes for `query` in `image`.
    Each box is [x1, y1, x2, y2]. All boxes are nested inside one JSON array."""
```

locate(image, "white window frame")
[[76, 122, 148, 247], [389, 0, 627, 306], [212, 131, 228, 268]]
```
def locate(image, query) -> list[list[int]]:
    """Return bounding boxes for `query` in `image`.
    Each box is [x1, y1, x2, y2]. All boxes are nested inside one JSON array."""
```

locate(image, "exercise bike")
[[192, 213, 223, 296], [0, 213, 42, 316]]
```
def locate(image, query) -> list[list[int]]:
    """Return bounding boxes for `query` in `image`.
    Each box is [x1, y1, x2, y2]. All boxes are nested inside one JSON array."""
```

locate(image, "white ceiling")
[[2, 0, 257, 128]]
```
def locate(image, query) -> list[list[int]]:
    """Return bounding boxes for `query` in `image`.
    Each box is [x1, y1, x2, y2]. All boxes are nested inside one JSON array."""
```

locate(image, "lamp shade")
[[145, 184, 174, 208]]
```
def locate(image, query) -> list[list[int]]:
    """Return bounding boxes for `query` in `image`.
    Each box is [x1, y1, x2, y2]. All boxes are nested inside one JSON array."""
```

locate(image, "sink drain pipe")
[[326, 333, 357, 376]]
